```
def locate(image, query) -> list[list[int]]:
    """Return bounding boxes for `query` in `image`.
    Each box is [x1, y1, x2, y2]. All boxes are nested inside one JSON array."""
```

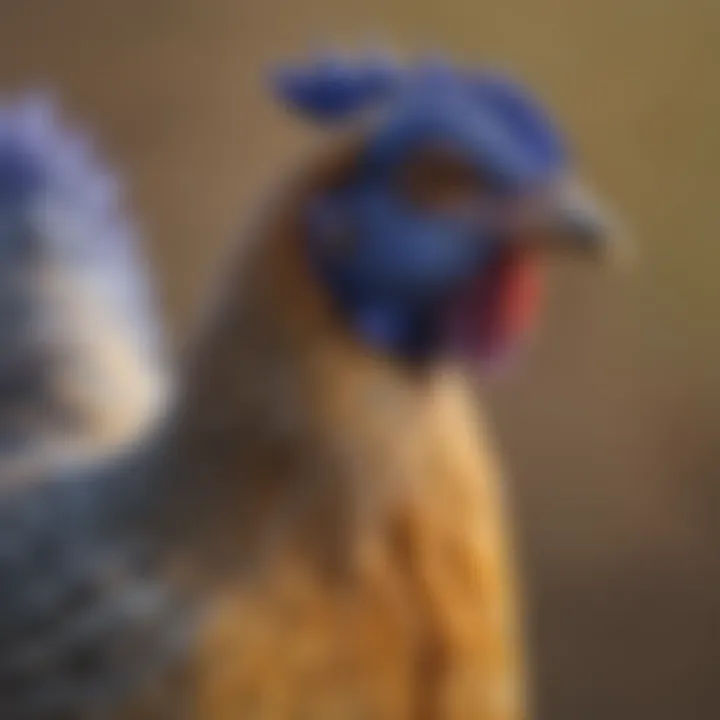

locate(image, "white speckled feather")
[[0, 95, 169, 471]]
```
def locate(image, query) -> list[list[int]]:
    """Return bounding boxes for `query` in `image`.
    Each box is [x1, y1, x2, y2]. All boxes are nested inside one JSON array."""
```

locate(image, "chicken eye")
[[395, 147, 483, 215]]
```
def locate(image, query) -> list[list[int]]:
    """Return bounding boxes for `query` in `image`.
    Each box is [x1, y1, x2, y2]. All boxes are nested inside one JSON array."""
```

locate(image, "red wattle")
[[443, 249, 543, 362], [494, 250, 542, 345]]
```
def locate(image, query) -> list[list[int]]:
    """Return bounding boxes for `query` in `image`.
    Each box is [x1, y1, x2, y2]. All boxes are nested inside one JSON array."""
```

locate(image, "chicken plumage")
[[0, 55, 614, 719]]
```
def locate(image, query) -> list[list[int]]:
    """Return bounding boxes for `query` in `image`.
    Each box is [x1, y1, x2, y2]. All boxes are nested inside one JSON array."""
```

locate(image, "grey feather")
[[0, 95, 190, 718]]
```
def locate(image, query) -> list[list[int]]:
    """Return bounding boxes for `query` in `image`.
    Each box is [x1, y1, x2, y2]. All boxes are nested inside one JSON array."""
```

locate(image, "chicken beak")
[[543, 177, 629, 264]]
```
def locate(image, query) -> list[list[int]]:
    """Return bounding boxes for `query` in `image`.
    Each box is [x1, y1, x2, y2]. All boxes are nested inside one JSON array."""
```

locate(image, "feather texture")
[[0, 95, 168, 476]]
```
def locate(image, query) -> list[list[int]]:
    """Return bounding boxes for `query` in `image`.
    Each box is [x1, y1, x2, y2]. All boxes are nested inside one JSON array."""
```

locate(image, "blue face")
[[275, 58, 574, 360]]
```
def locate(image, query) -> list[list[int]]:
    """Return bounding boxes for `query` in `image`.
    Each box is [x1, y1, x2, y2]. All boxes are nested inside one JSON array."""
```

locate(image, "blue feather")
[[273, 53, 400, 122], [0, 93, 168, 454]]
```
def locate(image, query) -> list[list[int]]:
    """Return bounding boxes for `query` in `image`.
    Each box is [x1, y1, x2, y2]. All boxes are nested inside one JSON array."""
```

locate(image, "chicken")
[[0, 55, 615, 719]]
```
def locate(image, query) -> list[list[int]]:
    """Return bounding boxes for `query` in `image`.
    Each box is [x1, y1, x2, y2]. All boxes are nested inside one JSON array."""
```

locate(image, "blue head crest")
[[273, 54, 567, 188], [273, 55, 571, 359], [273, 52, 401, 123]]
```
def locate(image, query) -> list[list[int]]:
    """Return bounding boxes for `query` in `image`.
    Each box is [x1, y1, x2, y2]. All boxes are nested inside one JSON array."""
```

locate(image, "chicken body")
[[0, 57, 611, 719], [169, 176, 528, 719]]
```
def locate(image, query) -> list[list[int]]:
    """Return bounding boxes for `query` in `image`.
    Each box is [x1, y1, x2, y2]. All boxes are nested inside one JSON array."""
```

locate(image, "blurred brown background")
[[1, 1, 717, 718]]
